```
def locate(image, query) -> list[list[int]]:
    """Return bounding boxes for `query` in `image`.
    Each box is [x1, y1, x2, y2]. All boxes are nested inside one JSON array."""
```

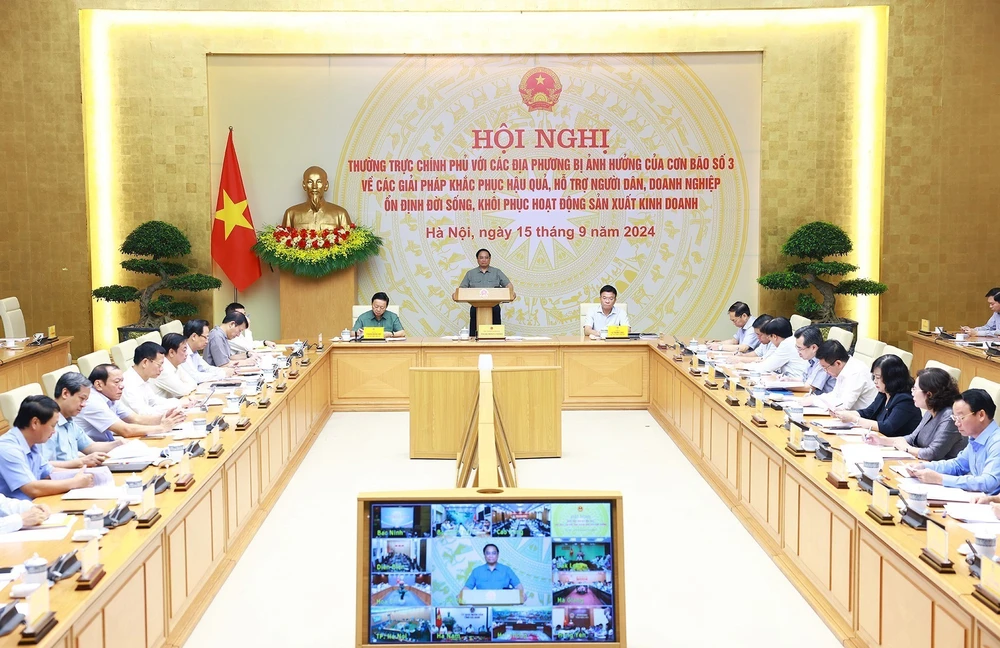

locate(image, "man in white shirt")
[[122, 341, 189, 414], [805, 340, 878, 410], [583, 285, 629, 336], [739, 317, 808, 380], [153, 332, 198, 399], [225, 302, 275, 354], [78, 364, 184, 442], [0, 494, 50, 534], [180, 319, 233, 384]]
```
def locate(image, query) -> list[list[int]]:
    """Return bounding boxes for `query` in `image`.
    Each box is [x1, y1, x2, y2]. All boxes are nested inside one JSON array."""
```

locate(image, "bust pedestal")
[[278, 266, 356, 341]]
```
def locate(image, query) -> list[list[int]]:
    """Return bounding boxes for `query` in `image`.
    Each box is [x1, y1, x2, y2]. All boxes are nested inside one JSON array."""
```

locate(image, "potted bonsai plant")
[[757, 221, 887, 343], [92, 220, 222, 342]]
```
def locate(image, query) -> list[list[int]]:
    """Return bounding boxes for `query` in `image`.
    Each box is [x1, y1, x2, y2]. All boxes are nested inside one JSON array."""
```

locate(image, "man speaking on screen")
[[459, 544, 525, 604]]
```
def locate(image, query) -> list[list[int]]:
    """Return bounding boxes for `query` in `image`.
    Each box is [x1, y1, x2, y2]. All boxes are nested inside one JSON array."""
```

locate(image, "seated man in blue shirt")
[[961, 287, 1000, 336], [0, 396, 94, 500], [911, 389, 1000, 494], [180, 319, 235, 384], [45, 371, 122, 469], [709, 301, 759, 352], [794, 326, 835, 394], [737, 314, 774, 359], [77, 364, 184, 442], [459, 543, 525, 604]]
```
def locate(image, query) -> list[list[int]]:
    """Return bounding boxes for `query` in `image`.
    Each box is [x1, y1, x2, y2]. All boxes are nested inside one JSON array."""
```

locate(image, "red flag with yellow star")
[[211, 130, 261, 291]]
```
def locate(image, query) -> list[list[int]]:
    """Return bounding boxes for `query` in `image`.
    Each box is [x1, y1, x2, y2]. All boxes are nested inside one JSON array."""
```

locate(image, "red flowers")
[[270, 223, 354, 254]]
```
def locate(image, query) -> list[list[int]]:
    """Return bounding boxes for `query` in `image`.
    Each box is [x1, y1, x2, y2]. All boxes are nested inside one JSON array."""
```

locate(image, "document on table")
[[0, 515, 76, 543], [839, 443, 882, 476], [804, 406, 833, 416], [170, 422, 207, 440], [896, 478, 979, 503], [49, 467, 114, 487], [879, 449, 914, 460], [62, 485, 127, 501], [890, 464, 913, 478], [945, 503, 999, 523], [105, 440, 162, 464], [961, 523, 1000, 537]]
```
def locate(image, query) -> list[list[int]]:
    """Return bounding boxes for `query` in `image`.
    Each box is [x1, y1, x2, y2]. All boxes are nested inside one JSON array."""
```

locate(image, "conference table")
[[0, 338, 73, 430], [4, 334, 1000, 647], [0, 345, 330, 648], [909, 331, 1000, 390]]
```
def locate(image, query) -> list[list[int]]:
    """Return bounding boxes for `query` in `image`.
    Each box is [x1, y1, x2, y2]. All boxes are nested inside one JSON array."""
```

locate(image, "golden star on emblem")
[[214, 190, 252, 239], [534, 74, 547, 86]]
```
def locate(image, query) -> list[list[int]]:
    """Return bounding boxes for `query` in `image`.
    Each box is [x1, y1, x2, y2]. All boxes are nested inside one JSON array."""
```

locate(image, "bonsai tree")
[[92, 220, 222, 327], [757, 221, 887, 322]]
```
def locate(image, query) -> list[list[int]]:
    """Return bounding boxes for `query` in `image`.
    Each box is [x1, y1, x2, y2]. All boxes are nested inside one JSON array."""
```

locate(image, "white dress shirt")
[[0, 493, 33, 534], [229, 327, 262, 355], [816, 355, 879, 411], [181, 351, 227, 384], [153, 359, 197, 398], [585, 305, 629, 332], [121, 366, 179, 415], [756, 336, 809, 380]]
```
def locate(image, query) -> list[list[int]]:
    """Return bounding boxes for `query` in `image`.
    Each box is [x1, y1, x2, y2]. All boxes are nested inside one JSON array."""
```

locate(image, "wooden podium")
[[279, 266, 356, 341], [453, 286, 514, 335]]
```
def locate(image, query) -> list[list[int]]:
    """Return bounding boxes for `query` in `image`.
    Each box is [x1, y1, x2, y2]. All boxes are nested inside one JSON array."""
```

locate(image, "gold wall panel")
[[1, 1, 997, 355]]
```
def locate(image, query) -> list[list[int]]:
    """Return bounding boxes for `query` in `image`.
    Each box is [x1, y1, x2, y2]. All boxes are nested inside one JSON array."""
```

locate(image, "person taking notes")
[[0, 396, 94, 500], [738, 317, 807, 379], [803, 340, 878, 411], [44, 372, 122, 468], [834, 354, 922, 437], [709, 301, 759, 352], [353, 292, 406, 337], [794, 326, 834, 394], [961, 287, 1000, 336], [866, 367, 966, 460], [910, 389, 1000, 494], [77, 364, 184, 442]]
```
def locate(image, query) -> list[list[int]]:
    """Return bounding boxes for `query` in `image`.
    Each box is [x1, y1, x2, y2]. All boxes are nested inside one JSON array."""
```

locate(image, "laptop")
[[196, 385, 217, 409]]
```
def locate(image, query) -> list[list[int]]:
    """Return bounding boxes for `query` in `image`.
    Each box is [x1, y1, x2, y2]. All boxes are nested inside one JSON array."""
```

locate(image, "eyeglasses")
[[871, 373, 883, 382], [951, 413, 972, 423]]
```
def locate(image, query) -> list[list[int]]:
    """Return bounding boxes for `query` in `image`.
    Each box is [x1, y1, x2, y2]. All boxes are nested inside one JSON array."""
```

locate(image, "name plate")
[[831, 451, 848, 481], [984, 556, 1000, 598], [872, 480, 892, 516], [926, 519, 949, 560], [606, 325, 629, 339], [25, 579, 49, 625], [47, 325, 56, 338], [81, 538, 99, 575], [142, 482, 156, 512], [363, 327, 385, 340], [478, 324, 505, 339], [789, 425, 803, 449], [920, 318, 931, 333], [461, 589, 521, 606]]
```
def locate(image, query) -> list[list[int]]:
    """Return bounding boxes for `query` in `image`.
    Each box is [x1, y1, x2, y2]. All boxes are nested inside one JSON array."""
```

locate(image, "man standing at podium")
[[458, 249, 515, 333]]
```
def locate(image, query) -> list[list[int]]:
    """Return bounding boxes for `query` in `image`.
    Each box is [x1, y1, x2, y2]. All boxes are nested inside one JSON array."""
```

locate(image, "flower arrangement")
[[252, 223, 383, 277]]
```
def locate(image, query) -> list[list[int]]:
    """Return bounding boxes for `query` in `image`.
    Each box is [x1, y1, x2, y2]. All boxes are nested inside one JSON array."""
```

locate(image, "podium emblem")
[[479, 289, 489, 297]]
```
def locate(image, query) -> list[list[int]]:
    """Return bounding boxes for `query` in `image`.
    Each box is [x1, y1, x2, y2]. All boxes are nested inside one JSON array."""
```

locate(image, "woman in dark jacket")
[[833, 354, 922, 437], [866, 367, 966, 460]]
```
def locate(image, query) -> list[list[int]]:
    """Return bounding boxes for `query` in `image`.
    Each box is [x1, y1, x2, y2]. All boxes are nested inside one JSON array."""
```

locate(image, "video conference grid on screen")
[[369, 501, 616, 644]]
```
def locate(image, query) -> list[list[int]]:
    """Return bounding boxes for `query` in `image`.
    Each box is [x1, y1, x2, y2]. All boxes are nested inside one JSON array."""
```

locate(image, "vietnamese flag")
[[212, 130, 261, 291]]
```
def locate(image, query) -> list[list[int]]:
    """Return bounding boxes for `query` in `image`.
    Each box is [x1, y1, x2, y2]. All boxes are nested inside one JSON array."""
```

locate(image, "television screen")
[[366, 499, 617, 644]]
